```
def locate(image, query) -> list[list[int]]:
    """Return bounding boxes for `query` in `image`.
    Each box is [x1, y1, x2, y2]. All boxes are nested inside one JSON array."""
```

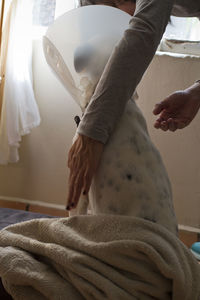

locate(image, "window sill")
[[157, 38, 200, 59], [156, 50, 200, 59]]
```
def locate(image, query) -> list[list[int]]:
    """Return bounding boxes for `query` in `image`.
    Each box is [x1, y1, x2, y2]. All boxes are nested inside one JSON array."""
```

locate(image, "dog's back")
[[88, 98, 178, 235]]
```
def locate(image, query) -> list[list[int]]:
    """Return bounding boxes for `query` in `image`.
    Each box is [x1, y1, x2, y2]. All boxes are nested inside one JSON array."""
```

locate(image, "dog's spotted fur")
[[70, 95, 178, 235]]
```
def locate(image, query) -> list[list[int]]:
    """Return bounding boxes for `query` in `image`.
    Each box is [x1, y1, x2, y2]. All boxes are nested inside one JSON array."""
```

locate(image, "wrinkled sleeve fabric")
[[77, 0, 174, 144]]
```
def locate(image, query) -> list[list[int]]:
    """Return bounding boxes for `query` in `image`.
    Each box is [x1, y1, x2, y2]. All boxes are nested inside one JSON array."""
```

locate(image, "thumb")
[[153, 98, 170, 115]]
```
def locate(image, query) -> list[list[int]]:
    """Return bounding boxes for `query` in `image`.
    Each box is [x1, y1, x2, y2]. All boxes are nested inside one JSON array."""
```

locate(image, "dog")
[[69, 41, 178, 236]]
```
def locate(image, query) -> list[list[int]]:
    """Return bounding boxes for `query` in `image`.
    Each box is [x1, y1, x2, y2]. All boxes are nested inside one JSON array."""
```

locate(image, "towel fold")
[[0, 215, 199, 299]]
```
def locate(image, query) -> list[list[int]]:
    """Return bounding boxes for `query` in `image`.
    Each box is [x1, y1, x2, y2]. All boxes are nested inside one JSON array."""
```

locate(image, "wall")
[[0, 39, 80, 208], [137, 54, 200, 227], [0, 39, 200, 227]]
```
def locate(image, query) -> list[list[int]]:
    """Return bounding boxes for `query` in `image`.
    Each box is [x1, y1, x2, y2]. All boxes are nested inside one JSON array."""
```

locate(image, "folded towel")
[[0, 215, 199, 299]]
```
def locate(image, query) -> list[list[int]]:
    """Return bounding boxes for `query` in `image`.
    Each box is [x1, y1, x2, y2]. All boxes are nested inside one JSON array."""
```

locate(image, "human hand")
[[153, 86, 200, 132], [66, 134, 104, 211]]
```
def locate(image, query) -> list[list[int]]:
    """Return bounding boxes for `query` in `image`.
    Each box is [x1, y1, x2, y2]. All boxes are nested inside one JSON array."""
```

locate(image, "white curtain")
[[0, 0, 40, 164]]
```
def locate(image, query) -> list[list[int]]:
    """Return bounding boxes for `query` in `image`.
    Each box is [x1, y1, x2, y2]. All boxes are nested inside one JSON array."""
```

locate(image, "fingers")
[[168, 118, 177, 132], [67, 153, 85, 209], [66, 167, 92, 210], [66, 157, 92, 211], [154, 120, 159, 129], [154, 116, 167, 130], [153, 91, 190, 132], [154, 117, 186, 132], [153, 104, 172, 131], [66, 149, 81, 210], [160, 121, 168, 131], [82, 168, 92, 196], [67, 147, 74, 168], [153, 100, 169, 115], [66, 134, 104, 211], [67, 171, 81, 209]]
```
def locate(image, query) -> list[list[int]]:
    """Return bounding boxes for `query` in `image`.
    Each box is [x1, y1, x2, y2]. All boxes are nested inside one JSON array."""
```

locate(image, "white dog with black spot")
[[70, 38, 178, 236], [43, 6, 178, 236]]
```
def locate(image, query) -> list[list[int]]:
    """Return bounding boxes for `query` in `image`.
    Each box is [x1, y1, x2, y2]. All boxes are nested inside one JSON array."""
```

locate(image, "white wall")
[[137, 54, 200, 227], [0, 39, 200, 227], [0, 39, 81, 205]]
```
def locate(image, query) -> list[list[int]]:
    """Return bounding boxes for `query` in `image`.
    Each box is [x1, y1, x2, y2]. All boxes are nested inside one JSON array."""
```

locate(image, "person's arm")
[[153, 80, 200, 131], [66, 0, 174, 210], [77, 0, 174, 144]]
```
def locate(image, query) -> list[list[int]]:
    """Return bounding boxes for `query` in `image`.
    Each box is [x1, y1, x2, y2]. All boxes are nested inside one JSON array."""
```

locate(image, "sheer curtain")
[[0, 0, 40, 164]]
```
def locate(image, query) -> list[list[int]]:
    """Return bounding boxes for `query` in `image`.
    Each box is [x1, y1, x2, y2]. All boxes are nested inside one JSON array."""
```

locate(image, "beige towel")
[[0, 215, 199, 300]]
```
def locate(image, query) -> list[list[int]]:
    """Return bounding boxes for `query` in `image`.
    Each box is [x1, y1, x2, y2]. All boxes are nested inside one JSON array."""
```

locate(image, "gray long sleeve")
[[77, 0, 174, 144]]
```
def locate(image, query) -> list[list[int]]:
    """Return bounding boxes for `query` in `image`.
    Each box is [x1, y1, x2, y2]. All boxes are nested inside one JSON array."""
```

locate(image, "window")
[[32, 0, 56, 27], [32, 0, 76, 38], [32, 0, 76, 26], [158, 16, 200, 56], [164, 16, 200, 42], [54, 0, 76, 19], [4, 0, 199, 55]]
